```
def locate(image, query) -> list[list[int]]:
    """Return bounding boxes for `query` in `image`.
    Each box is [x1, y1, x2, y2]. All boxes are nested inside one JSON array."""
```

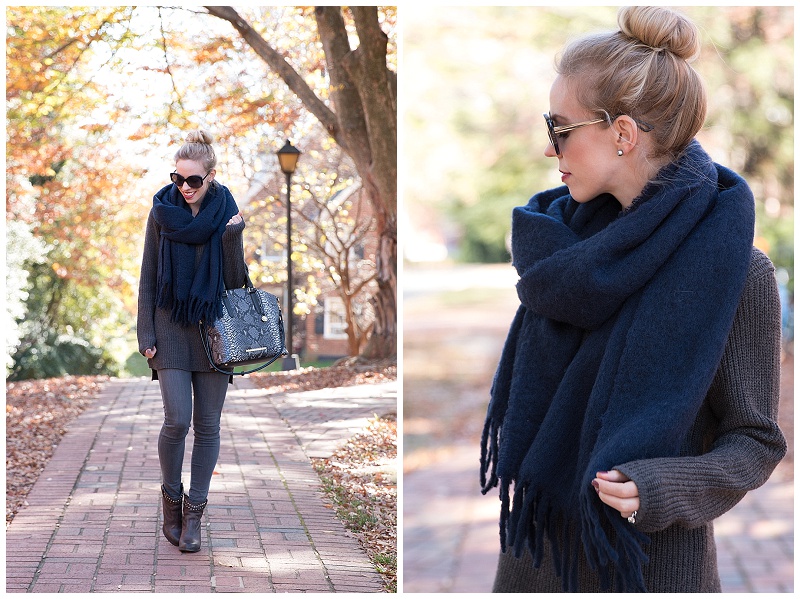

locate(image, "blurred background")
[[402, 6, 793, 592]]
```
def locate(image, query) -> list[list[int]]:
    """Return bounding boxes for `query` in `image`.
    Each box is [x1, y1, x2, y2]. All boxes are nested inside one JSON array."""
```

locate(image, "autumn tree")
[[204, 6, 397, 361], [6, 6, 145, 378]]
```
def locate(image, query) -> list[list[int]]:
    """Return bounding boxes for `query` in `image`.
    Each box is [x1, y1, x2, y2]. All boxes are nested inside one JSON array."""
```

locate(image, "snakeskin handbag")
[[200, 280, 288, 375]]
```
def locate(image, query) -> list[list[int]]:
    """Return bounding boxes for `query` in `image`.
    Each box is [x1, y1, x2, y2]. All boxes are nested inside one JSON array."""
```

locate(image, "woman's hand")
[[227, 211, 243, 226], [593, 470, 640, 520], [143, 346, 157, 359]]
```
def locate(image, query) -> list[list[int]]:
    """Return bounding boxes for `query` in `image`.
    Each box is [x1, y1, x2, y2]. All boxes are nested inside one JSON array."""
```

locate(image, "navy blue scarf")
[[479, 141, 754, 591], [152, 181, 239, 326]]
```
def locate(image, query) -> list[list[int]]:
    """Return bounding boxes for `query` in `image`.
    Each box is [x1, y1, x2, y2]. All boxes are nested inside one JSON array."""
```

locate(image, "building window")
[[324, 296, 348, 339], [314, 311, 325, 335]]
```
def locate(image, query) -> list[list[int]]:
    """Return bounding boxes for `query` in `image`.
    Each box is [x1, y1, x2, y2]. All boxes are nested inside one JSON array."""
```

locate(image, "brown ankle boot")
[[178, 496, 207, 553], [161, 484, 183, 546]]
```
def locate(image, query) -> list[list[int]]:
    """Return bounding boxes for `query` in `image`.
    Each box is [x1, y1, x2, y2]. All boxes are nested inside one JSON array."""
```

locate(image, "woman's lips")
[[560, 170, 571, 183]]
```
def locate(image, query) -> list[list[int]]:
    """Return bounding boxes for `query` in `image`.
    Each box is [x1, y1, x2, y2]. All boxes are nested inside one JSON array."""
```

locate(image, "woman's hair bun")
[[185, 129, 214, 145], [175, 129, 217, 171], [618, 6, 700, 61]]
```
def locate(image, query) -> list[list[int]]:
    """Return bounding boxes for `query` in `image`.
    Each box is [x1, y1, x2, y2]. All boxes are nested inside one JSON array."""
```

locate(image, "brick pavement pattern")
[[6, 376, 396, 593]]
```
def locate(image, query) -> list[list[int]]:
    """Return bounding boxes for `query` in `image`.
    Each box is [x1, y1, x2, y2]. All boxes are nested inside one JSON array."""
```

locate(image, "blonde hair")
[[556, 6, 707, 161], [174, 129, 217, 172]]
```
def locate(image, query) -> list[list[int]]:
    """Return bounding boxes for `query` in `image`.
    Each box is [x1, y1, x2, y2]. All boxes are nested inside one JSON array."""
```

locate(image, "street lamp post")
[[277, 140, 301, 370]]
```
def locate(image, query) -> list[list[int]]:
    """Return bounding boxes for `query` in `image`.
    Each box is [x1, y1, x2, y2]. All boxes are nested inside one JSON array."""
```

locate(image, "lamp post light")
[[277, 140, 301, 370]]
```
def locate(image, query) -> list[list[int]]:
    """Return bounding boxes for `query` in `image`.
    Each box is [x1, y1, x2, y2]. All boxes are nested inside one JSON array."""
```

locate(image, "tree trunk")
[[314, 6, 396, 361], [361, 211, 396, 360]]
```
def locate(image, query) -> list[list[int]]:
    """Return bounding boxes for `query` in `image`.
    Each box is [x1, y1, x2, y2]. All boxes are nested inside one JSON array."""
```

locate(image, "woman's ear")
[[207, 169, 216, 183], [613, 115, 640, 152]]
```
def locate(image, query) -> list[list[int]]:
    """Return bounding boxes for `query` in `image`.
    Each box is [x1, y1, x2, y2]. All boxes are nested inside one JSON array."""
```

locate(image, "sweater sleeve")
[[136, 210, 159, 354], [221, 218, 248, 289], [615, 248, 787, 533]]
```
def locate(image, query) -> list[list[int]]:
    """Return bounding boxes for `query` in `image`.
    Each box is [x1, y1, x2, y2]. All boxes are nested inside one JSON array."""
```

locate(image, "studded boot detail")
[[178, 496, 207, 553], [161, 484, 183, 546]]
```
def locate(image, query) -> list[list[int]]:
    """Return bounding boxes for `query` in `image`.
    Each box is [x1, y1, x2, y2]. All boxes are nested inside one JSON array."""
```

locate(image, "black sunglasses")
[[170, 171, 210, 189], [543, 113, 606, 156]]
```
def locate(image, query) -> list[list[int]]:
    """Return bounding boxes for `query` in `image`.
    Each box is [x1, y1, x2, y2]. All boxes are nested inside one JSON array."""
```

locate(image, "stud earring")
[[617, 149, 624, 156]]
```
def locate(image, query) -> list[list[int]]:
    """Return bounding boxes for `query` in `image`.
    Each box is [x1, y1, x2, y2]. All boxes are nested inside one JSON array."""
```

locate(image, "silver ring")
[[627, 510, 638, 525]]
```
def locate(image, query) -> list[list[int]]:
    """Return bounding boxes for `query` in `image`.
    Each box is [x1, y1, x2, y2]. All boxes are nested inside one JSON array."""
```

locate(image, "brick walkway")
[[6, 376, 396, 593]]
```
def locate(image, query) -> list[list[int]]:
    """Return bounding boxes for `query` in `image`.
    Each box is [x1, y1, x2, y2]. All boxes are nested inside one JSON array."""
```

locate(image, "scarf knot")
[[480, 141, 754, 591], [152, 181, 239, 326]]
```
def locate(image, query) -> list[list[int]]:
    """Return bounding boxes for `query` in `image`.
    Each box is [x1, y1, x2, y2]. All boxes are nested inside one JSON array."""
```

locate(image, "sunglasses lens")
[[544, 115, 559, 154], [170, 173, 205, 188]]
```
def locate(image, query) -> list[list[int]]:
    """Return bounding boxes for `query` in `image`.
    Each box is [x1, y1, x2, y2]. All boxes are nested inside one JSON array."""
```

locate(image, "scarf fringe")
[[500, 480, 630, 592], [580, 487, 650, 592], [157, 284, 221, 327], [479, 416, 500, 493], [488, 440, 651, 592]]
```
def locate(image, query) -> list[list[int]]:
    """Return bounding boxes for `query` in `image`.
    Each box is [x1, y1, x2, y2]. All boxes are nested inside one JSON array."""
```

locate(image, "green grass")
[[374, 553, 397, 591], [231, 356, 339, 374]]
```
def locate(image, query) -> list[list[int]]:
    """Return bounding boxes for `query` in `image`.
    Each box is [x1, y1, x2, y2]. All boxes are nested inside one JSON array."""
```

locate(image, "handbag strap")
[[220, 288, 264, 319], [221, 286, 265, 318]]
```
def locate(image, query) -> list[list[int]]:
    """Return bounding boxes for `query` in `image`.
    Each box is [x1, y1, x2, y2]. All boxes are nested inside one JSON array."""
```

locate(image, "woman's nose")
[[544, 142, 558, 158]]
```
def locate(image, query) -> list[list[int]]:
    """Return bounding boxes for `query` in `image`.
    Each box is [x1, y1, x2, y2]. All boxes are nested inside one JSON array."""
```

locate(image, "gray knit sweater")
[[492, 247, 787, 592], [137, 207, 248, 374]]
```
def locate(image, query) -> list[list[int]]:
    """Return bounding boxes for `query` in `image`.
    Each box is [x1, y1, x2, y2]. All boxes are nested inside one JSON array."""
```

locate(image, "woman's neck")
[[617, 154, 670, 209]]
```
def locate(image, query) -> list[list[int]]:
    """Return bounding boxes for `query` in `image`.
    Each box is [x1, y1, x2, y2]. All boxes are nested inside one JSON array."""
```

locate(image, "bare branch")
[[157, 7, 187, 122], [204, 6, 343, 144]]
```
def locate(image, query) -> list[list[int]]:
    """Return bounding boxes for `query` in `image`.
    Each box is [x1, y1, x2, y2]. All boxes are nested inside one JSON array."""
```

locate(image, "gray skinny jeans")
[[157, 369, 229, 504]]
